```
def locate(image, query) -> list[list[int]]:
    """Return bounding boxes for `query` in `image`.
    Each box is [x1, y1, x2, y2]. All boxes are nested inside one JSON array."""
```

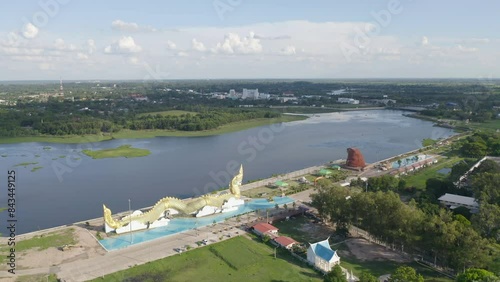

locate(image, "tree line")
[[311, 184, 499, 273], [0, 107, 282, 136]]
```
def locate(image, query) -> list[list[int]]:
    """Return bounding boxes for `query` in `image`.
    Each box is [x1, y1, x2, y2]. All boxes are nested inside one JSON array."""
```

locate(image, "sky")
[[0, 0, 499, 80]]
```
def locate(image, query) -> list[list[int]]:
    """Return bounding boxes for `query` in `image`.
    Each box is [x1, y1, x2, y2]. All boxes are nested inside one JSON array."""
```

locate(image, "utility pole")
[[129, 199, 132, 244]]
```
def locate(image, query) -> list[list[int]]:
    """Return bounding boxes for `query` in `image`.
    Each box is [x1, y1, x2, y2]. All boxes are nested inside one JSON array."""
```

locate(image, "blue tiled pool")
[[391, 155, 432, 169], [99, 196, 294, 251]]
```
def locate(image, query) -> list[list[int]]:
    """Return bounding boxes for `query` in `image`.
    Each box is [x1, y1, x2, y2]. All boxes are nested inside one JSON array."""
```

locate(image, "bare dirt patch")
[[16, 226, 105, 269], [340, 238, 410, 263]]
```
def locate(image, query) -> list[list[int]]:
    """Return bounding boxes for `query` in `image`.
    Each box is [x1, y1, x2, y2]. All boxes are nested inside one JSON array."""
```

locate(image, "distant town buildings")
[[327, 89, 347, 96], [337, 97, 359, 104], [242, 88, 260, 99]]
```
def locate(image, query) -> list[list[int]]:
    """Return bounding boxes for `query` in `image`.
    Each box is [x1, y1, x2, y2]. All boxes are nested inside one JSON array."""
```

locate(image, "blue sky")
[[1, 0, 499, 80]]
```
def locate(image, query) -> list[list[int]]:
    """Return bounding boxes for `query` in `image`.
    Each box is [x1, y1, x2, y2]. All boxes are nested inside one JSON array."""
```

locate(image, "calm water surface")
[[0, 110, 454, 233]]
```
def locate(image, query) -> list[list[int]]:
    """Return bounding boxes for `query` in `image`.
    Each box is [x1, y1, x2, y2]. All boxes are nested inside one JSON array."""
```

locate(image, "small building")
[[252, 223, 279, 237], [273, 236, 298, 249], [438, 193, 479, 212], [307, 238, 340, 272]]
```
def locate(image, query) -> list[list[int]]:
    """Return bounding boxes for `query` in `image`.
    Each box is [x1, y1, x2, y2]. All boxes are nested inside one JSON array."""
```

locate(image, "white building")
[[438, 193, 479, 213], [280, 97, 298, 103], [337, 98, 359, 104], [242, 88, 259, 99], [307, 238, 341, 272]]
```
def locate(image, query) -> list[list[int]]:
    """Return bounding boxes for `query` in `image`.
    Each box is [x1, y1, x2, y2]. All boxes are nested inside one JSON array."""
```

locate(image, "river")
[[0, 110, 454, 234]]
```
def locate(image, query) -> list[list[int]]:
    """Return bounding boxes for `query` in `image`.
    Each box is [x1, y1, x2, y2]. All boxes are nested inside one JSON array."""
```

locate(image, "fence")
[[349, 226, 455, 278]]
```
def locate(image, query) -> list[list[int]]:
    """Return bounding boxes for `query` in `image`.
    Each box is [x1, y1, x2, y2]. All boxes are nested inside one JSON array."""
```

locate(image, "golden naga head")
[[229, 165, 243, 197]]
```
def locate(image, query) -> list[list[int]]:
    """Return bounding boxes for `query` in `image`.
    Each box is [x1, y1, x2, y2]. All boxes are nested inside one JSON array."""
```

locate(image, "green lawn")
[[82, 145, 151, 159], [241, 186, 281, 198], [401, 156, 463, 190], [12, 228, 76, 252], [422, 138, 437, 147], [91, 236, 321, 282], [273, 216, 332, 243], [467, 119, 500, 132]]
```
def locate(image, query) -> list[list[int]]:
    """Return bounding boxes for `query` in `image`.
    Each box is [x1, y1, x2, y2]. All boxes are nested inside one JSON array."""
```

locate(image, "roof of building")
[[252, 223, 279, 234], [438, 193, 479, 207], [274, 236, 298, 247], [309, 239, 337, 262]]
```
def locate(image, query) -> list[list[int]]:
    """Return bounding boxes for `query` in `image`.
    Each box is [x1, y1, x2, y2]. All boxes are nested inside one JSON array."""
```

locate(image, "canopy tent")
[[318, 169, 332, 176], [274, 180, 289, 187]]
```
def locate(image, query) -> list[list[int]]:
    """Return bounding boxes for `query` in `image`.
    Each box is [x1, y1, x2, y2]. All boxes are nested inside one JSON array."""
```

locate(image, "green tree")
[[472, 203, 500, 240], [324, 265, 347, 282], [461, 141, 487, 158], [311, 185, 352, 236], [359, 272, 378, 282], [389, 266, 424, 282], [456, 268, 498, 282], [471, 172, 500, 204]]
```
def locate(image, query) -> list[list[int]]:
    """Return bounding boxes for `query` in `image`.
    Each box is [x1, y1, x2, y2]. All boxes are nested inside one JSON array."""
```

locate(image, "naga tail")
[[230, 165, 243, 197]]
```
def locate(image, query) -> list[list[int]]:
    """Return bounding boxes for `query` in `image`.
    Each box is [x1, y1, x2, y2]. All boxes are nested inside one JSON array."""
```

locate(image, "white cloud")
[[1, 46, 44, 56], [456, 44, 478, 53], [104, 36, 142, 54], [128, 56, 140, 64], [460, 38, 490, 44], [212, 32, 263, 54], [38, 62, 54, 70], [76, 52, 89, 60], [111, 20, 156, 32], [54, 38, 76, 51], [166, 40, 177, 50], [192, 38, 206, 52], [421, 36, 429, 46], [22, 23, 39, 39], [177, 51, 188, 57], [281, 45, 296, 55], [87, 39, 96, 54]]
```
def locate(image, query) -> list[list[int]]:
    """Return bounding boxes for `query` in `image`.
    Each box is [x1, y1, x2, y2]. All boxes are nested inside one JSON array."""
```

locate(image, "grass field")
[[401, 156, 463, 190], [273, 216, 331, 243], [91, 236, 321, 282], [467, 119, 500, 132], [0, 115, 306, 144], [0, 229, 76, 264], [82, 145, 151, 159], [137, 110, 197, 117]]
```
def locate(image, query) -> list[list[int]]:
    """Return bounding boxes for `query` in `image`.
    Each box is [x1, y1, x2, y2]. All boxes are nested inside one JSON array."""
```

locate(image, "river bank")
[[0, 115, 306, 144]]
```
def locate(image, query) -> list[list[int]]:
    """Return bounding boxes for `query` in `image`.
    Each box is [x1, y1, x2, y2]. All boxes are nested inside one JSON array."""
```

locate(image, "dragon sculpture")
[[103, 165, 243, 232]]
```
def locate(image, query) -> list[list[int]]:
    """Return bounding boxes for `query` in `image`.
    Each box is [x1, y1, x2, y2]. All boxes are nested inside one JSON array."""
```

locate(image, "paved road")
[[55, 213, 265, 281]]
